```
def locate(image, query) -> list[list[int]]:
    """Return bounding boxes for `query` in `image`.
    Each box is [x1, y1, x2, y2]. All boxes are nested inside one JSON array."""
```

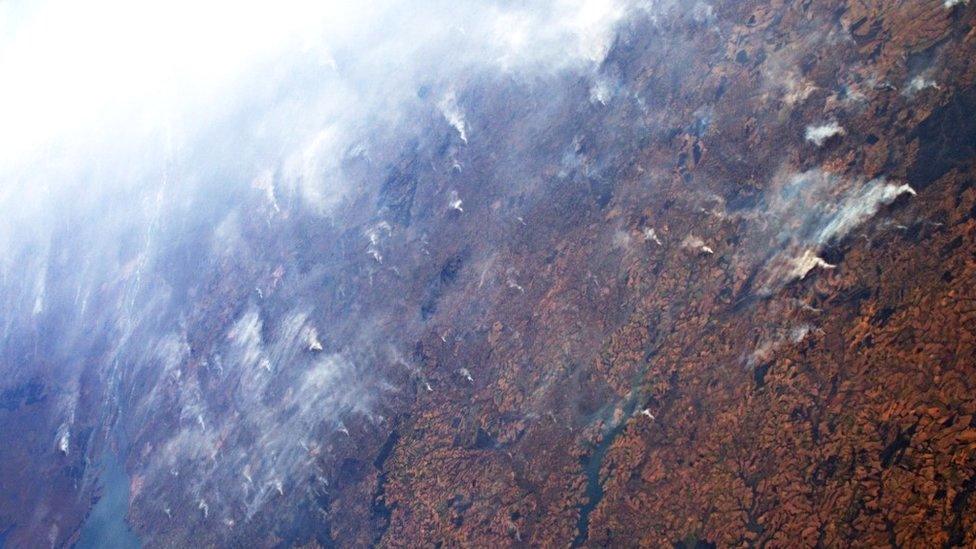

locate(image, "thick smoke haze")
[[0, 0, 647, 545], [0, 0, 634, 366], [0, 0, 636, 288]]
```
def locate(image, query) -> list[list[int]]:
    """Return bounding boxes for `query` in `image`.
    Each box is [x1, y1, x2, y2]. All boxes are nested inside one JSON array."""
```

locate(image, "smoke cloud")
[[0, 0, 649, 543]]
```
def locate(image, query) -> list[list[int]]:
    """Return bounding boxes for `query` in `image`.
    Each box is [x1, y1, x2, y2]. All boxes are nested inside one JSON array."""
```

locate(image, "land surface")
[[1, 0, 975, 547]]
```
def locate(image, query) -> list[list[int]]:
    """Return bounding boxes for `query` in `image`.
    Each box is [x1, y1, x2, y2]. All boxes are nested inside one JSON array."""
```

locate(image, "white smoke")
[[789, 250, 836, 280], [136, 307, 382, 523], [0, 0, 658, 541], [681, 234, 714, 254], [757, 169, 916, 287], [805, 122, 846, 147], [438, 91, 469, 143], [0, 0, 643, 341], [0, 0, 636, 181]]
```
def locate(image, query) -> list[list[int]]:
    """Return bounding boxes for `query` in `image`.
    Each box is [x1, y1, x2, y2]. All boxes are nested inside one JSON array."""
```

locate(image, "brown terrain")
[[353, 1, 976, 547]]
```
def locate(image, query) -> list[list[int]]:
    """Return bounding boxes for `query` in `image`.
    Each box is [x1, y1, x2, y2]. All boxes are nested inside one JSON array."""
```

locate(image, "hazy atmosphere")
[[1, 0, 975, 547]]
